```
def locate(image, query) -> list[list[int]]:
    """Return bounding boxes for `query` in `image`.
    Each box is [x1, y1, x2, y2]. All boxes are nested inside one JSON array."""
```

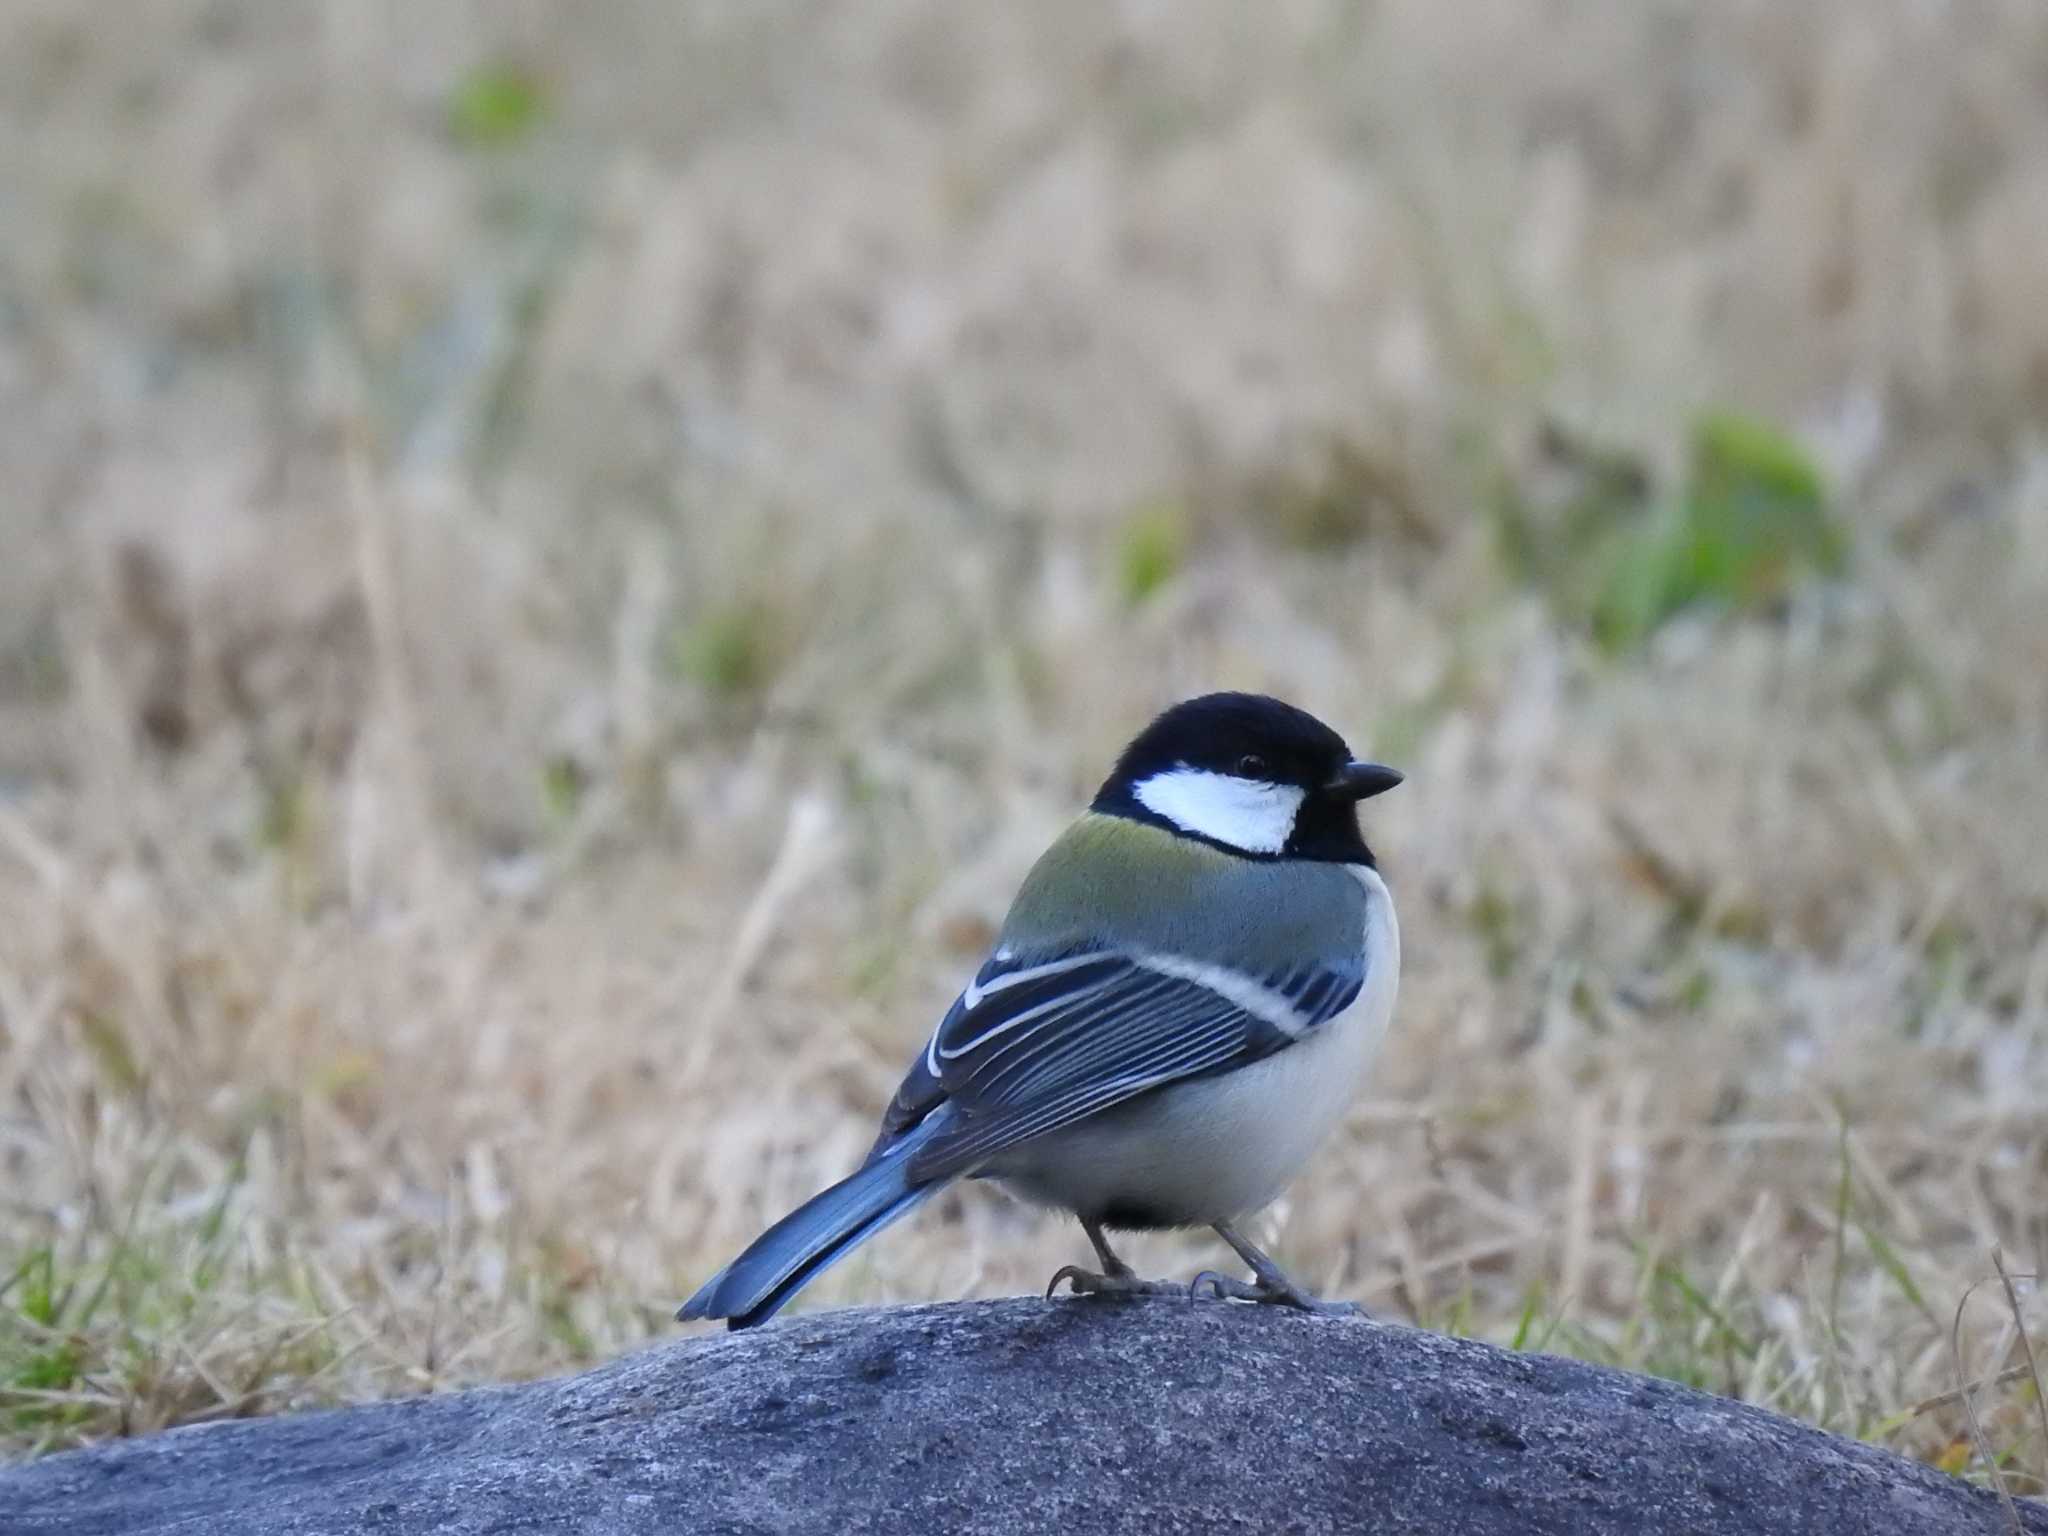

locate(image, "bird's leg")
[[1190, 1221, 1366, 1317], [1045, 1219, 1186, 1301], [1085, 1216, 1133, 1277]]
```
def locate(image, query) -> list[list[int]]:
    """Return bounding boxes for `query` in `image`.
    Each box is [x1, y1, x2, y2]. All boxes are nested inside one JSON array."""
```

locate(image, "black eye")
[[1235, 753, 1270, 778]]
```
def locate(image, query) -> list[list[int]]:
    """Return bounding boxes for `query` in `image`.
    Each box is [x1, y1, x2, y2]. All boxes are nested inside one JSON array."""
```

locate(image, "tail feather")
[[677, 1129, 942, 1330]]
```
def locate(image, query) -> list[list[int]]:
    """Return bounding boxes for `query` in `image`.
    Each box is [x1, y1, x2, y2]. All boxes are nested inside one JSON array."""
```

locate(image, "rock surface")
[[2, 1297, 2039, 1535]]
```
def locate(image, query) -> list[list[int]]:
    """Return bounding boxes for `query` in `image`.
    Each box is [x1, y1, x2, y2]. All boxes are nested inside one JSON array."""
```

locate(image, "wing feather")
[[971, 972, 1185, 1098], [916, 1012, 1254, 1172], [895, 943, 1364, 1182]]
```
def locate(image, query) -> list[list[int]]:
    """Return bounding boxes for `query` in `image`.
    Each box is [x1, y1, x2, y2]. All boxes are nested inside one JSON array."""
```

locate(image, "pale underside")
[[985, 865, 1399, 1228]]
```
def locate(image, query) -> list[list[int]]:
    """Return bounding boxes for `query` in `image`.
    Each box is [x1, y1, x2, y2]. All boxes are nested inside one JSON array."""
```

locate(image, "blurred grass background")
[[4, 0, 2048, 1491]]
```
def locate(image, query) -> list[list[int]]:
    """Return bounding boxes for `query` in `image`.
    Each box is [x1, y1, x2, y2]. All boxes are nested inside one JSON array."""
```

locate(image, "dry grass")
[[4, 0, 2048, 1492]]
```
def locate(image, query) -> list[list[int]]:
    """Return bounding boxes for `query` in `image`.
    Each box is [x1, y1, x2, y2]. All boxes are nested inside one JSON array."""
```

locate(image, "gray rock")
[[1, 1297, 2037, 1535]]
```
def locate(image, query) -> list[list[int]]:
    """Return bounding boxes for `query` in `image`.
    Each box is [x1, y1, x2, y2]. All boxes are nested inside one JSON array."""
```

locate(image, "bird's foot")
[[1189, 1269, 1366, 1317], [1045, 1265, 1192, 1302]]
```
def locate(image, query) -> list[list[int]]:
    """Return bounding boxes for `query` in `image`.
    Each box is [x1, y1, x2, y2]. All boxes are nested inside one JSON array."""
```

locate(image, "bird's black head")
[[1091, 692, 1402, 863]]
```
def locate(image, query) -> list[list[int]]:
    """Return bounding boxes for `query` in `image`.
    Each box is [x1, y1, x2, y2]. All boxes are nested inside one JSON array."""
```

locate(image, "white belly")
[[991, 866, 1398, 1227]]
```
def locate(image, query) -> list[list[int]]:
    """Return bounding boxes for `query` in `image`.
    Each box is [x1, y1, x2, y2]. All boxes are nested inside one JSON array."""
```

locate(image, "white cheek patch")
[[1131, 769, 1306, 855]]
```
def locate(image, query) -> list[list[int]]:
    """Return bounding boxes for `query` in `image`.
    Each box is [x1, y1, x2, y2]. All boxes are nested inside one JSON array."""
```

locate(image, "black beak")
[[1325, 760, 1404, 801]]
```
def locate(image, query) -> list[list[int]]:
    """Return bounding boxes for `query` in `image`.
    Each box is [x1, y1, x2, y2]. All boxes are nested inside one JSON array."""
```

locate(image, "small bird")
[[678, 692, 1402, 1329]]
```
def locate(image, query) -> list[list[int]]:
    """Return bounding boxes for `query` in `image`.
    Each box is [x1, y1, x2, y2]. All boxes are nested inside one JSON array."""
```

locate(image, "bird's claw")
[[1045, 1265, 1191, 1302], [1187, 1269, 1364, 1316], [1046, 1264, 1093, 1300]]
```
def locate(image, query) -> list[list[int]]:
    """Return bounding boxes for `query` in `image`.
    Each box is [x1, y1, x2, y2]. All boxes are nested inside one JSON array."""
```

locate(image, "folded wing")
[[869, 942, 1365, 1183]]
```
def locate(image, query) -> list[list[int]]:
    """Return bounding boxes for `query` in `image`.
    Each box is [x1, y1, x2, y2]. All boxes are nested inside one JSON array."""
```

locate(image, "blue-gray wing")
[[867, 944, 1364, 1183]]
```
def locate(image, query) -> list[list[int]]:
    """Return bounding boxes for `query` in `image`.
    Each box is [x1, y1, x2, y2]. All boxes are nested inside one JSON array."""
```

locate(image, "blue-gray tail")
[[676, 1125, 942, 1330]]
